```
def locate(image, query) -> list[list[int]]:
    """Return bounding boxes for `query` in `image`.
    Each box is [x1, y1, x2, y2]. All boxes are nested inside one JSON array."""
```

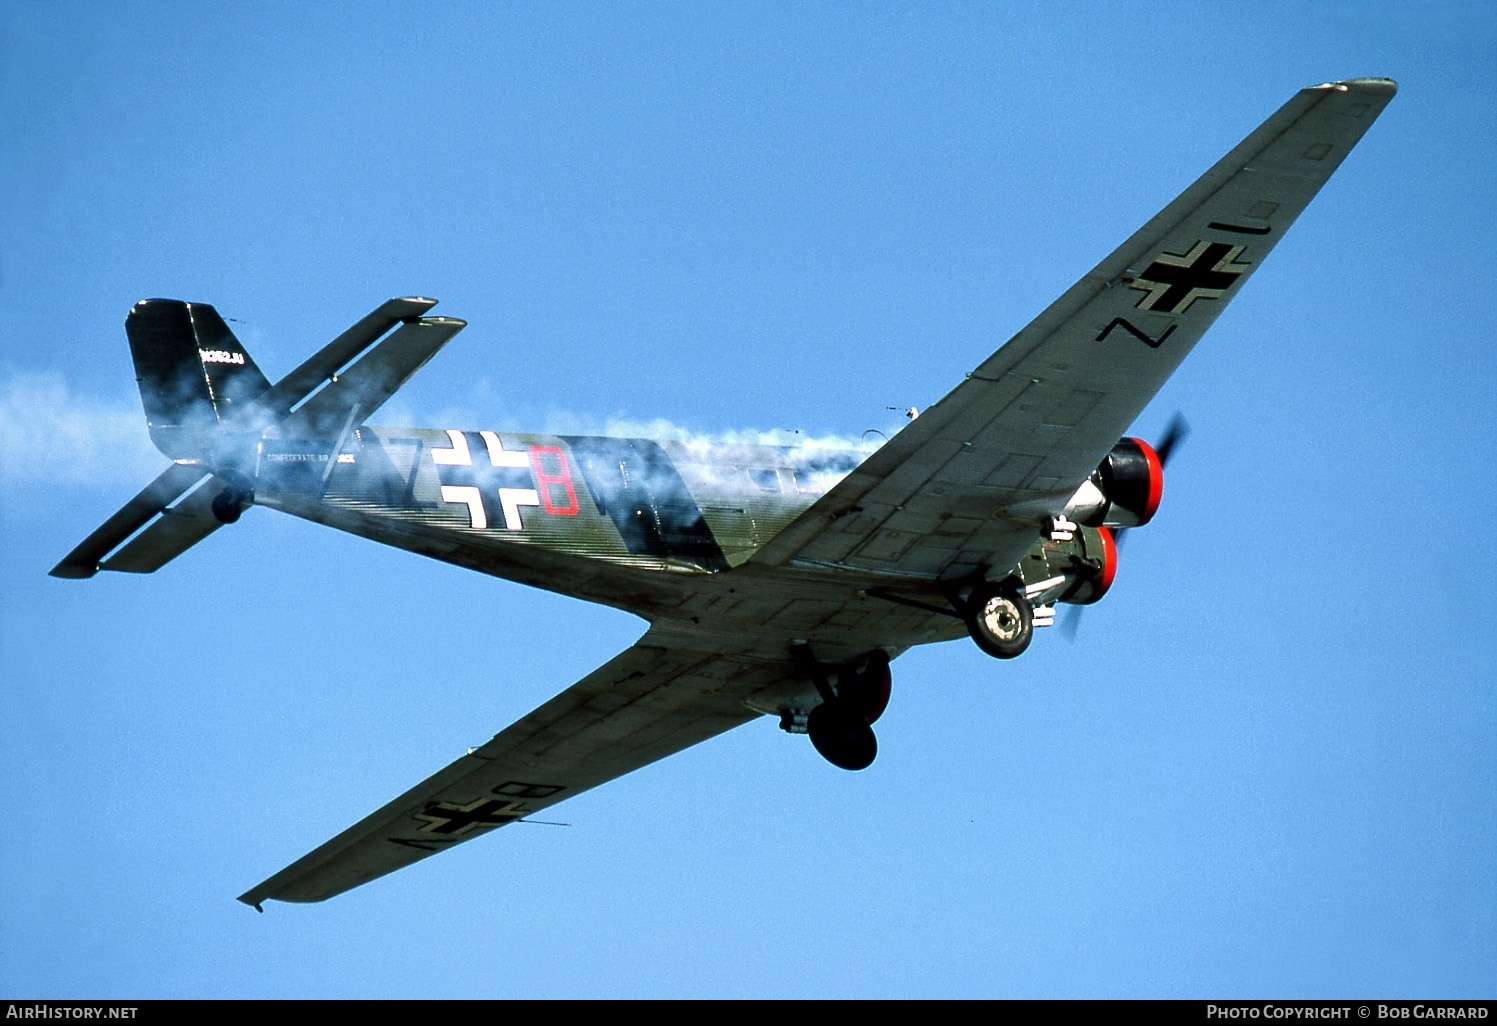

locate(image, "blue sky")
[[2, 1, 1494, 999]]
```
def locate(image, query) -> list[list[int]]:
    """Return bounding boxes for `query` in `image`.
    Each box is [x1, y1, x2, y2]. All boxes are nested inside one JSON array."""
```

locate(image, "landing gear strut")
[[792, 647, 891, 771], [964, 580, 1033, 660]]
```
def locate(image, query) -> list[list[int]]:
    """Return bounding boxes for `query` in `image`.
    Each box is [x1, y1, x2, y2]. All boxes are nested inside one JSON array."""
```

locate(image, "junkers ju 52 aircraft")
[[53, 79, 1395, 907]]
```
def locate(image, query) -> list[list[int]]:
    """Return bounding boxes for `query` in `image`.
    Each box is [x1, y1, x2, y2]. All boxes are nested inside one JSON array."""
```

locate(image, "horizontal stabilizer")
[[52, 296, 457, 582], [239, 297, 438, 426], [99, 475, 229, 574], [278, 316, 466, 437], [49, 462, 209, 578]]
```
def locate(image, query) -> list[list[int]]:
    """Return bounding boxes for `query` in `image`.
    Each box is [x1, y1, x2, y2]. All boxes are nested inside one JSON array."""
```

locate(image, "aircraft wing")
[[239, 627, 797, 906], [753, 78, 1396, 581]]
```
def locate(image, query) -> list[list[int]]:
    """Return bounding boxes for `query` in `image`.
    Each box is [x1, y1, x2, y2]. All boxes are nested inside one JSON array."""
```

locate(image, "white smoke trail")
[[0, 367, 901, 500], [539, 414, 892, 499], [0, 371, 164, 492], [540, 412, 892, 456], [361, 371, 904, 458]]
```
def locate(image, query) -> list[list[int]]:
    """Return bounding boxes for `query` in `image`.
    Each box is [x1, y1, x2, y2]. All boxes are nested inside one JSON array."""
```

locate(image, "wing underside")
[[239, 629, 807, 906], [753, 78, 1397, 583]]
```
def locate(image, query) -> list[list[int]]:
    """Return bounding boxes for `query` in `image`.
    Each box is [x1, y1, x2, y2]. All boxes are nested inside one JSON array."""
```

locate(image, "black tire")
[[838, 650, 892, 724], [211, 489, 243, 525], [966, 582, 1033, 659], [807, 702, 877, 771]]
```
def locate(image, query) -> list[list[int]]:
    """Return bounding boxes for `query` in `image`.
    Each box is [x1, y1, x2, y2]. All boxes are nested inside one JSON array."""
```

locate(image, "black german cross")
[[1129, 241, 1249, 314], [415, 797, 526, 835]]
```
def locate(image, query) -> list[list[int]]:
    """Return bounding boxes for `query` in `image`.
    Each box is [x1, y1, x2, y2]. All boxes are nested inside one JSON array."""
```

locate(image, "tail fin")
[[126, 299, 272, 458], [54, 296, 462, 580]]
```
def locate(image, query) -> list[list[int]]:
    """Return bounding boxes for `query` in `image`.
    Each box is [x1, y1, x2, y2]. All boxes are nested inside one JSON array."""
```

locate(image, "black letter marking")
[[563, 436, 730, 571], [492, 781, 565, 800], [1096, 318, 1177, 349], [1207, 221, 1272, 235], [387, 836, 456, 851]]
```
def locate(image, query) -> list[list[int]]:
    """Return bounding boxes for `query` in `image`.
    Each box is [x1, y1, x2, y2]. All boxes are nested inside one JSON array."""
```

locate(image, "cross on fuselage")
[[1131, 241, 1247, 314], [433, 431, 535, 521]]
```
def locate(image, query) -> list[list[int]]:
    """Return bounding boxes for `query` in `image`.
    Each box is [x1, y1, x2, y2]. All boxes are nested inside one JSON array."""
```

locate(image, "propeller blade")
[[1154, 412, 1191, 467], [1060, 604, 1084, 642]]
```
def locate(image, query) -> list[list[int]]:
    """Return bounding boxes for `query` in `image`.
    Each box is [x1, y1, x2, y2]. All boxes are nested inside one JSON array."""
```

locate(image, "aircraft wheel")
[[211, 488, 244, 525], [807, 702, 877, 771], [967, 582, 1033, 659], [838, 650, 892, 725]]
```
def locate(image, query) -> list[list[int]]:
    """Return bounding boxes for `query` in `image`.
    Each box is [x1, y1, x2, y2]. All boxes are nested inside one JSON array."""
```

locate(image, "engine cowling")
[[1060, 525, 1117, 605], [1014, 524, 1118, 607], [1063, 437, 1163, 528]]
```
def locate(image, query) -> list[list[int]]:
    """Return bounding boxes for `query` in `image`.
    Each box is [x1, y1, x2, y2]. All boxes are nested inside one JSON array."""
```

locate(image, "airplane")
[[51, 78, 1396, 908]]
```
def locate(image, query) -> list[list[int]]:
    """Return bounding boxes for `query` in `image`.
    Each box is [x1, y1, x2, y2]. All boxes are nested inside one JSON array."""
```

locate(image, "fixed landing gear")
[[791, 647, 891, 771], [808, 703, 877, 771], [964, 580, 1033, 660], [210, 473, 255, 525]]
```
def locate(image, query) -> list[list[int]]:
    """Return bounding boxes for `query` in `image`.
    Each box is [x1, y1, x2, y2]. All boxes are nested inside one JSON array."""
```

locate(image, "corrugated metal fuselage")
[[251, 427, 967, 661]]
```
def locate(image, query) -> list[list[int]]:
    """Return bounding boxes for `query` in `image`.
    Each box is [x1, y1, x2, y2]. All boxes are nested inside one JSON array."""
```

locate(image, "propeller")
[[1060, 413, 1191, 642], [1153, 411, 1192, 469]]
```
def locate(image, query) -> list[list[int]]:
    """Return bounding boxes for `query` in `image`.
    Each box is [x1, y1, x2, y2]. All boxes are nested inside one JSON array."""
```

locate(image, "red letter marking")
[[530, 446, 579, 515]]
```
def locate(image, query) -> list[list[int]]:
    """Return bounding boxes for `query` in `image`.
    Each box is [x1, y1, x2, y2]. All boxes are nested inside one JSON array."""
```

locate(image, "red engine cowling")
[[1018, 524, 1119, 607], [1066, 437, 1163, 529], [1060, 525, 1118, 605]]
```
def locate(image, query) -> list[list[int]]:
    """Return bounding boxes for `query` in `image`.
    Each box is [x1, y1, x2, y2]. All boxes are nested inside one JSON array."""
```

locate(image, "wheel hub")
[[982, 596, 1023, 641]]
